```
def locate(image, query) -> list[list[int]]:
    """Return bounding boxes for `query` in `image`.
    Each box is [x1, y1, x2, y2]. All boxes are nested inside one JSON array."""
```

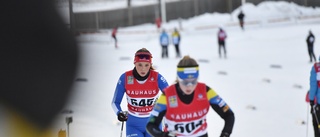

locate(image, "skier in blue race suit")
[[111, 48, 169, 137], [309, 57, 320, 137]]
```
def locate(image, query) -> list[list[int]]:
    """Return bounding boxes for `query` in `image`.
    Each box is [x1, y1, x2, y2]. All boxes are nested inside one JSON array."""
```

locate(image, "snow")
[[53, 1, 320, 137]]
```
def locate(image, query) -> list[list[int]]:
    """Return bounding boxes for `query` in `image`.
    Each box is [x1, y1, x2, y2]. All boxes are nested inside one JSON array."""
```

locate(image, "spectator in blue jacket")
[[160, 29, 170, 58]]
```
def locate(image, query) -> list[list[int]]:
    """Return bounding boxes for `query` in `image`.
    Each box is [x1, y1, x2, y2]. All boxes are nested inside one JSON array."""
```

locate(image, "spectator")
[[160, 29, 170, 58], [112, 26, 118, 48], [155, 18, 162, 32], [172, 28, 181, 58], [237, 10, 245, 30], [217, 28, 227, 58], [307, 30, 316, 63]]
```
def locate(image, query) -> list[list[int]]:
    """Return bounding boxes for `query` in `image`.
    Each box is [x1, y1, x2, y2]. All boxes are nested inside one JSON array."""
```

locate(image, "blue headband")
[[177, 67, 199, 79]]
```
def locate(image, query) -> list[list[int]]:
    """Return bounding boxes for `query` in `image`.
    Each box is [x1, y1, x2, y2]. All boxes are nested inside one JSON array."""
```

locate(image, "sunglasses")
[[178, 78, 198, 86], [136, 54, 151, 60]]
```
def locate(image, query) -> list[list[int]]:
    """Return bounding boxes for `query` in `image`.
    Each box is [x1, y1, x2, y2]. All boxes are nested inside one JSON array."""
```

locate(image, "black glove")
[[311, 100, 315, 107], [117, 111, 128, 122], [220, 132, 230, 137], [311, 101, 316, 114]]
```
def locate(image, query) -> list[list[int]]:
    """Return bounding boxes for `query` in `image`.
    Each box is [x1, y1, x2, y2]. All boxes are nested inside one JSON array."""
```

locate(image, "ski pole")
[[306, 104, 309, 137], [120, 121, 124, 137], [312, 106, 320, 133], [119, 111, 128, 137]]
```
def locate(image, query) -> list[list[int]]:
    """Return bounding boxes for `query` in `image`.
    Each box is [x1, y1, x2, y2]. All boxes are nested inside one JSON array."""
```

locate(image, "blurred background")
[[55, 0, 320, 31]]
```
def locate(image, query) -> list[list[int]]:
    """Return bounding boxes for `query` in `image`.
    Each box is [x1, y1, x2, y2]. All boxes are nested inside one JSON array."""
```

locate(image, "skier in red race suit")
[[111, 48, 169, 137], [146, 55, 235, 137]]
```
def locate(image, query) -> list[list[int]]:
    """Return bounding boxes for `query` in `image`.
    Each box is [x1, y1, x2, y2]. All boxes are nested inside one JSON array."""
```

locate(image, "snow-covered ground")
[[53, 1, 320, 137]]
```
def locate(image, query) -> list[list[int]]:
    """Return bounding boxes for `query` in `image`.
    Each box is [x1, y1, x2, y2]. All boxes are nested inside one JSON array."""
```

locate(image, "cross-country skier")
[[146, 55, 235, 137], [309, 56, 320, 137], [111, 48, 169, 137]]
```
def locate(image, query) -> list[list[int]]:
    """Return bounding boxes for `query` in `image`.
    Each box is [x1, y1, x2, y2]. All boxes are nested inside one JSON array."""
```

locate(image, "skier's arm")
[[206, 86, 235, 135], [309, 66, 318, 102], [111, 73, 126, 115], [157, 73, 169, 93], [146, 94, 167, 137]]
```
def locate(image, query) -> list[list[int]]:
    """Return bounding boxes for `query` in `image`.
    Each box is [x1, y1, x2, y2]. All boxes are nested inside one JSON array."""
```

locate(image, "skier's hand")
[[311, 101, 315, 114], [311, 100, 315, 107], [117, 111, 128, 122], [220, 132, 230, 137]]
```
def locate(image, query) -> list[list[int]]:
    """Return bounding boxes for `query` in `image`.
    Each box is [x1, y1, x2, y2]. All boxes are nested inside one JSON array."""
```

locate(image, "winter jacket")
[[172, 31, 181, 45], [160, 32, 169, 46], [307, 33, 315, 45]]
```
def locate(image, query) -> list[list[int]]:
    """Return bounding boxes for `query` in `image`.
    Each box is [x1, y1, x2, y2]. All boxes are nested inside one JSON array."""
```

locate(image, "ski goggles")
[[134, 52, 152, 63], [178, 77, 198, 86]]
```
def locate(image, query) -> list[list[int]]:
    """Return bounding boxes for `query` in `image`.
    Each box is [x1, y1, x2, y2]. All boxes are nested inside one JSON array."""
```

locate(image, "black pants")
[[174, 44, 181, 57], [112, 35, 117, 47], [308, 45, 316, 62], [239, 20, 244, 30], [218, 40, 226, 58], [312, 105, 320, 137], [161, 46, 168, 58]]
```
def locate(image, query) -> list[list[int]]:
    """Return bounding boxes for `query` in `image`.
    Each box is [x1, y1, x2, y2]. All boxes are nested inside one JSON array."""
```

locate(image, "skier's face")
[[135, 62, 151, 77], [178, 78, 198, 95]]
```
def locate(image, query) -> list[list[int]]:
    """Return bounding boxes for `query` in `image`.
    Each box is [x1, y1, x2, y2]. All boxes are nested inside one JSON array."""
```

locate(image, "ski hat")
[[134, 48, 152, 63]]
